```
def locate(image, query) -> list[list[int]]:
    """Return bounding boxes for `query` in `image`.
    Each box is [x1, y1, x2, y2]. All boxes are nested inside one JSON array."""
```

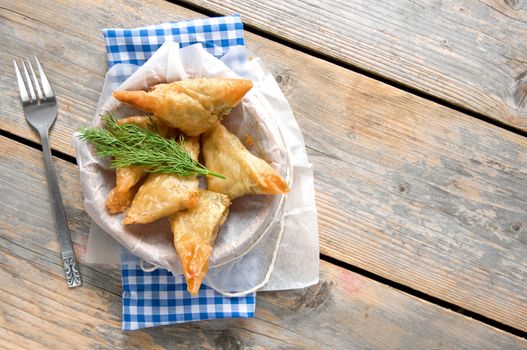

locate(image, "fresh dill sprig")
[[78, 113, 224, 179]]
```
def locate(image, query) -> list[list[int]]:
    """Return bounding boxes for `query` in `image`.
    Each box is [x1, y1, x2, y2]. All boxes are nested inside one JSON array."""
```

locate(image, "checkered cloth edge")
[[104, 15, 244, 67], [102, 15, 256, 331], [121, 251, 255, 330]]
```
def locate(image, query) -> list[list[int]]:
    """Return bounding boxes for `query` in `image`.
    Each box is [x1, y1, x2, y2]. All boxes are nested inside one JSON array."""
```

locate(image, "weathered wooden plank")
[[183, 0, 527, 131], [1, 136, 526, 349], [0, 0, 526, 332]]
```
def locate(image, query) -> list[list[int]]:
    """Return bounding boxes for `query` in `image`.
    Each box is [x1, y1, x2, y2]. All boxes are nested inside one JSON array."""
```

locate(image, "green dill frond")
[[78, 113, 224, 179]]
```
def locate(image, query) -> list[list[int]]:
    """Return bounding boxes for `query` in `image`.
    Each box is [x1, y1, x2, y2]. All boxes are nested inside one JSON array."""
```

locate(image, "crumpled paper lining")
[[75, 42, 319, 292]]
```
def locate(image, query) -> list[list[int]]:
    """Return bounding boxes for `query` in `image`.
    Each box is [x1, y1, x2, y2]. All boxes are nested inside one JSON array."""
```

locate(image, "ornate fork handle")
[[63, 254, 82, 287], [41, 131, 82, 288]]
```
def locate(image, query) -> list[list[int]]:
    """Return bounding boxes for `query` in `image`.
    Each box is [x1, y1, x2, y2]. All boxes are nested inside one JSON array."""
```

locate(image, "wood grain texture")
[[184, 0, 527, 131], [1, 0, 526, 332], [1, 136, 526, 350]]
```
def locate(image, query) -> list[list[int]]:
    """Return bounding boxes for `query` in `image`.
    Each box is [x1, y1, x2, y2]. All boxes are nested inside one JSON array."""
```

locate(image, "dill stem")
[[79, 113, 224, 179]]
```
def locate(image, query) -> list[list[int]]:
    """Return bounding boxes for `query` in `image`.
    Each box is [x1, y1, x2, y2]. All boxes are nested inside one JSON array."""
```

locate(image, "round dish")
[[78, 77, 290, 272]]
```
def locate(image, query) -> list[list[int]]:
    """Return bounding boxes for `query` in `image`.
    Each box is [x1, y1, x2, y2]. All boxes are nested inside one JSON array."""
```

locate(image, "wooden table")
[[1, 1, 526, 348]]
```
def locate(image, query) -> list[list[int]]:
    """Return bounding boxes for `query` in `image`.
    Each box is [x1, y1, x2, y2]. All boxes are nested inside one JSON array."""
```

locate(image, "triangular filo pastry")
[[106, 116, 171, 214], [112, 78, 253, 136], [169, 189, 231, 295], [122, 137, 200, 224], [202, 123, 290, 200], [106, 165, 145, 214]]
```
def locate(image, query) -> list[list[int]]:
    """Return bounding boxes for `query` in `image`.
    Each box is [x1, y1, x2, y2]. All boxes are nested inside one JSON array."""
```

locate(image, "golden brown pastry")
[[106, 165, 145, 214], [169, 189, 231, 295], [105, 116, 171, 214], [122, 137, 200, 224], [112, 78, 253, 136], [202, 123, 289, 200]]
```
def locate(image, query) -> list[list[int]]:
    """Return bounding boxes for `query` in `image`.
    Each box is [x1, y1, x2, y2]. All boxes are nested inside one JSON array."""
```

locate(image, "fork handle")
[[40, 131, 82, 288]]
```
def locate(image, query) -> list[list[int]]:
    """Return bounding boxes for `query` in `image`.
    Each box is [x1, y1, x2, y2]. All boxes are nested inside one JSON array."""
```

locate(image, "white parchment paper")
[[75, 43, 319, 292]]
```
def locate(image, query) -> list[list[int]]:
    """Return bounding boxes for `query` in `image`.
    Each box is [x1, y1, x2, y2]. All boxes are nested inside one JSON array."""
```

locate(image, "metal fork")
[[14, 56, 82, 288]]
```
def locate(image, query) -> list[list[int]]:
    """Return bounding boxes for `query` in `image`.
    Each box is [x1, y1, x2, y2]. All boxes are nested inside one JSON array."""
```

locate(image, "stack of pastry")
[[107, 78, 289, 294]]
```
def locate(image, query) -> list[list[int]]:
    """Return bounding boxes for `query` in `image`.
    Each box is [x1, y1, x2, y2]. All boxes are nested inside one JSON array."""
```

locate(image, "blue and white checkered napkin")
[[121, 250, 255, 330], [104, 15, 244, 67], [102, 15, 256, 331]]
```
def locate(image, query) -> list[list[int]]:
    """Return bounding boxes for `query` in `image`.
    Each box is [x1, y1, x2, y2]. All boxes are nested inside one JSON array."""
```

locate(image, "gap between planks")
[[321, 253, 527, 339], [0, 129, 77, 164], [174, 0, 527, 139]]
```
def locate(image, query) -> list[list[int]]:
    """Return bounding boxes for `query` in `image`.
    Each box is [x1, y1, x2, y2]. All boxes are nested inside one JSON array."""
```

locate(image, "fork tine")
[[35, 55, 55, 99], [21, 59, 36, 102], [13, 60, 30, 104], [26, 57, 44, 100]]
